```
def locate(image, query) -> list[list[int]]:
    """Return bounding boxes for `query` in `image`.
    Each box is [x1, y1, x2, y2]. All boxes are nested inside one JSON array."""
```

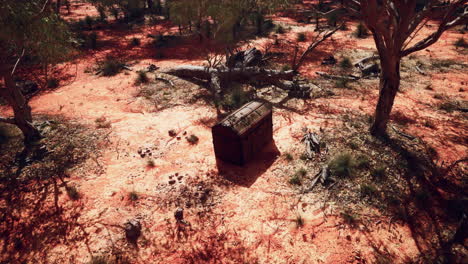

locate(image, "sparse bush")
[[335, 79, 350, 89], [300, 153, 308, 160], [360, 183, 378, 198], [95, 116, 112, 128], [221, 88, 251, 111], [339, 57, 353, 69], [100, 56, 124, 76], [348, 139, 360, 150], [432, 59, 455, 69], [146, 158, 155, 168], [297, 32, 306, 42], [130, 37, 141, 46], [281, 64, 291, 71], [340, 211, 357, 226], [297, 167, 307, 177], [371, 165, 386, 179], [47, 78, 60, 89], [454, 37, 468, 48], [295, 214, 304, 228], [439, 101, 458, 112], [354, 23, 369, 38], [186, 134, 199, 145], [66, 185, 80, 200], [289, 174, 301, 185], [284, 152, 293, 161], [128, 191, 139, 201], [433, 93, 445, 100], [276, 25, 285, 34], [135, 71, 149, 85], [329, 153, 355, 178]]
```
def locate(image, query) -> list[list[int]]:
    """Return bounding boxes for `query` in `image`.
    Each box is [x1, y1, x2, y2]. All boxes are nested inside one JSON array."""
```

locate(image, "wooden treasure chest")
[[212, 101, 273, 165]]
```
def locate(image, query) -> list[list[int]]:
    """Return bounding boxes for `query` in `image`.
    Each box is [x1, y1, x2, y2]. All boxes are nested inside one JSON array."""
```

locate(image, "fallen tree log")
[[164, 65, 295, 86]]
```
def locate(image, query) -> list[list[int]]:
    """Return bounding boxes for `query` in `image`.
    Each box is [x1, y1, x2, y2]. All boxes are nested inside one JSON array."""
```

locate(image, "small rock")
[[183, 131, 187, 135], [174, 208, 184, 221], [168, 180, 176, 185], [168, 130, 177, 137], [176, 137, 181, 140], [177, 176, 183, 181], [124, 219, 141, 242]]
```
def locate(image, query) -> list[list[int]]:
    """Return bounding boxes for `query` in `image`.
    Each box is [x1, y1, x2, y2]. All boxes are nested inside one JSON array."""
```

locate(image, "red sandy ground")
[[1, 1, 466, 263]]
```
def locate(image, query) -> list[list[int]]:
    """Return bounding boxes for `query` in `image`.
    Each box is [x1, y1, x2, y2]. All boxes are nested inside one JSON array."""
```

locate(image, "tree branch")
[[293, 24, 342, 71]]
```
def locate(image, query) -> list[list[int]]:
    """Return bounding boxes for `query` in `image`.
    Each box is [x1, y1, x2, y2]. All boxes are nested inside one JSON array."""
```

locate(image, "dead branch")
[[293, 25, 342, 71], [316, 71, 360, 81]]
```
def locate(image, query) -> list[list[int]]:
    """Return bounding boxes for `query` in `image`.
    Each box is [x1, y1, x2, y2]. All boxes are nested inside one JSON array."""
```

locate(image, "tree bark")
[[1, 71, 41, 143], [55, 0, 61, 14], [370, 55, 401, 137]]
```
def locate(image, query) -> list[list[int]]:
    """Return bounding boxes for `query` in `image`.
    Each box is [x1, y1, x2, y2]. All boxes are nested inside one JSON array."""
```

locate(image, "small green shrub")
[[295, 214, 304, 228], [329, 153, 355, 178], [281, 64, 291, 71], [354, 23, 369, 38], [186, 134, 199, 145], [66, 185, 80, 200], [276, 25, 285, 34], [130, 37, 141, 46], [335, 79, 350, 89], [284, 152, 294, 162], [101, 56, 124, 76], [348, 139, 360, 150], [128, 191, 139, 201], [339, 57, 353, 69], [371, 165, 386, 179], [135, 71, 149, 85], [454, 37, 468, 48], [221, 88, 251, 111], [297, 32, 307, 42], [300, 153, 308, 161], [340, 211, 357, 226], [360, 183, 378, 198], [289, 174, 301, 185], [297, 168, 307, 177], [47, 78, 60, 89]]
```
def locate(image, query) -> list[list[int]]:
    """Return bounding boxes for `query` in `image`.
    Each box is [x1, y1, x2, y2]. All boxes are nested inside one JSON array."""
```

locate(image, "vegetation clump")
[[47, 78, 60, 89], [329, 153, 356, 178], [354, 23, 369, 38], [128, 191, 139, 201], [100, 56, 125, 76], [135, 71, 149, 85], [297, 32, 307, 42], [186, 134, 199, 145], [454, 37, 468, 48], [66, 185, 80, 200], [339, 57, 353, 69]]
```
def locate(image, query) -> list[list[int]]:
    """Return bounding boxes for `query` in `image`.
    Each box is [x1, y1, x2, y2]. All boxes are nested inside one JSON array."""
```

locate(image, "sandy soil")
[[1, 1, 466, 263]]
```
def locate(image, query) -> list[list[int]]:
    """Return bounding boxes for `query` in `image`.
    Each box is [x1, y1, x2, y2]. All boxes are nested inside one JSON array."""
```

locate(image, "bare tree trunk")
[[370, 55, 401, 137], [1, 71, 41, 143], [147, 0, 153, 9]]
